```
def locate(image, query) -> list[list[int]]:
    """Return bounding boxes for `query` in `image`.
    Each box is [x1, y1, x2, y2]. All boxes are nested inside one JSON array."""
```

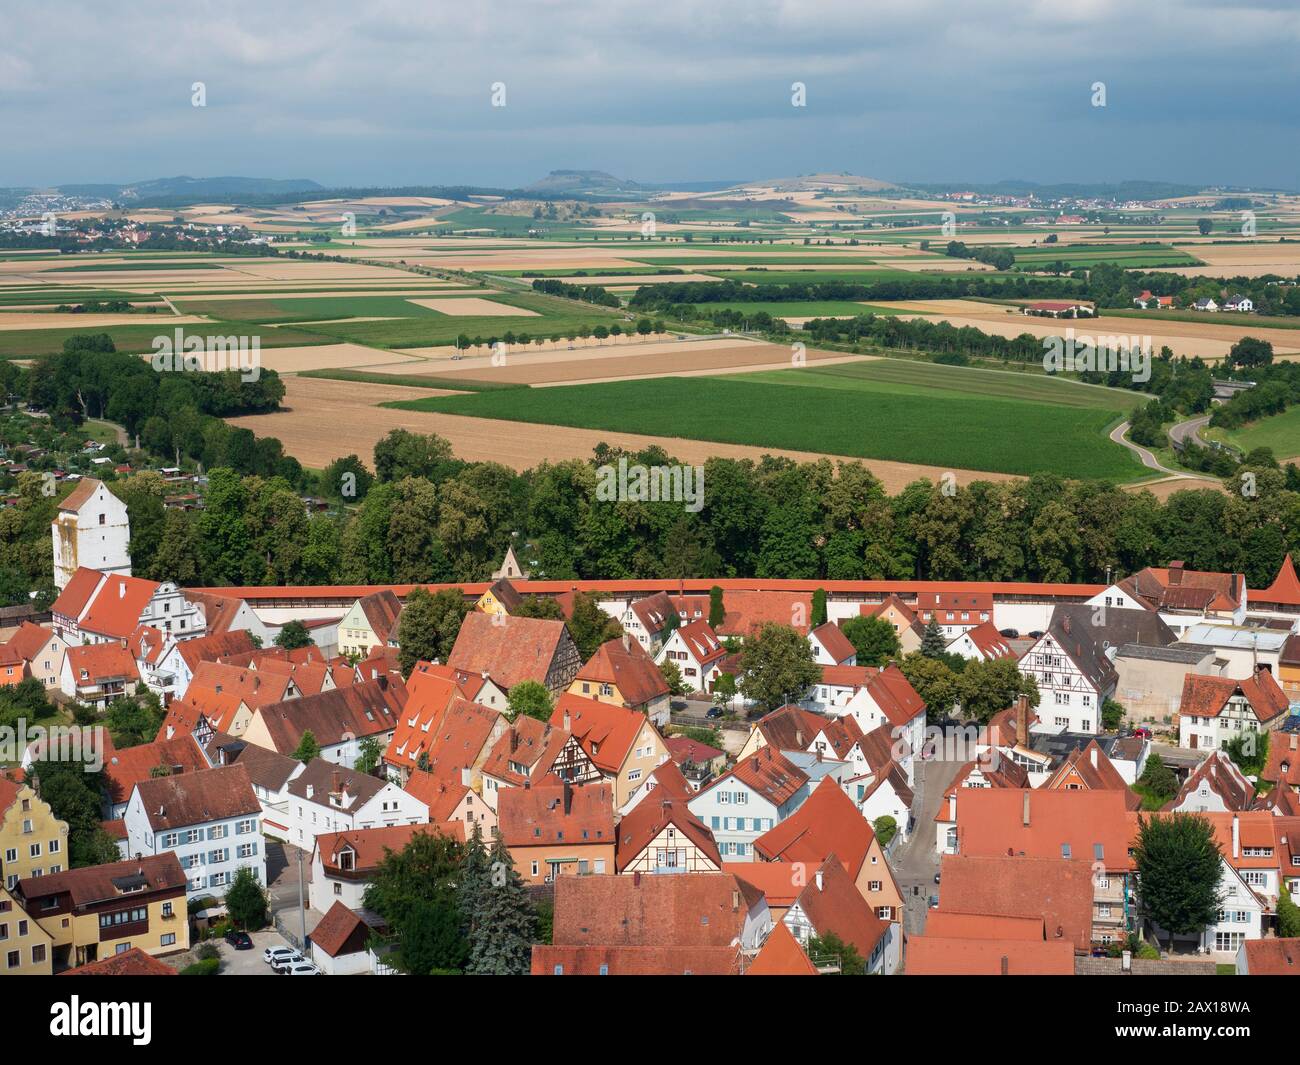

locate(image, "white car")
[[270, 950, 306, 972], [263, 946, 298, 966], [283, 961, 320, 975]]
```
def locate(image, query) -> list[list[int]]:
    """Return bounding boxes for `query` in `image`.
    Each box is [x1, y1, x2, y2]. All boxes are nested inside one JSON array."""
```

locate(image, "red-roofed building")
[[1253, 554, 1300, 620], [906, 936, 1076, 975], [745, 920, 818, 975], [655, 619, 729, 693], [52, 567, 205, 647], [946, 620, 1017, 662], [2, 622, 66, 690], [403, 765, 495, 837], [617, 795, 720, 874], [448, 612, 581, 696], [309, 823, 448, 912], [808, 622, 857, 666], [550, 693, 670, 807], [568, 635, 671, 726], [805, 662, 927, 764], [1236, 936, 1300, 975], [51, 478, 131, 592], [308, 901, 389, 975], [102, 733, 209, 818], [59, 642, 140, 707], [783, 856, 896, 974], [497, 781, 615, 884], [687, 746, 812, 861], [1179, 668, 1291, 751]]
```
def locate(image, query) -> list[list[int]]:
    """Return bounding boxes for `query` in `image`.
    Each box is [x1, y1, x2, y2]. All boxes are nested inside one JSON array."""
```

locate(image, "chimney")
[[1169, 560, 1185, 586], [1015, 694, 1029, 748], [815, 868, 824, 891], [563, 779, 573, 816], [563, 711, 571, 732], [511, 729, 519, 753], [1090, 745, 1098, 770], [1231, 814, 1240, 859], [1022, 791, 1031, 827], [331, 770, 341, 795], [461, 767, 471, 787], [1000, 955, 1009, 976]]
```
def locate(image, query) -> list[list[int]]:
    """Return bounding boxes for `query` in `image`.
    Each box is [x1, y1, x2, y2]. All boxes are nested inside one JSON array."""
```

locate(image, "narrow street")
[[892, 758, 962, 938]]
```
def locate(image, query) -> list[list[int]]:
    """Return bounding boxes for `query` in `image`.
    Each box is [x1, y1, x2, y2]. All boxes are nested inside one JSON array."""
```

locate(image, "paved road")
[[214, 928, 296, 976], [1109, 420, 1181, 476], [891, 758, 962, 938], [1168, 413, 1211, 451]]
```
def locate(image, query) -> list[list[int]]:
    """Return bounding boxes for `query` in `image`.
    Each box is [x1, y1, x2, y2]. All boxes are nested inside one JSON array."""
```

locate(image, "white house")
[[807, 622, 857, 666], [1177, 669, 1291, 752], [687, 748, 811, 861], [309, 823, 442, 914], [1224, 295, 1254, 312], [655, 619, 728, 693], [1018, 608, 1116, 734], [51, 478, 131, 591], [123, 765, 265, 898], [806, 664, 927, 776], [51, 567, 207, 648], [945, 621, 1016, 662], [283, 758, 428, 850]]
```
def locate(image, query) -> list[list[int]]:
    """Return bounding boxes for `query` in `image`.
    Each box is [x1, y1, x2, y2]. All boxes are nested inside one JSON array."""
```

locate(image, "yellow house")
[[861, 596, 925, 655], [476, 577, 522, 618], [567, 636, 672, 728], [549, 693, 670, 808], [17, 853, 188, 971], [0, 884, 54, 975], [338, 589, 402, 658], [0, 778, 70, 891]]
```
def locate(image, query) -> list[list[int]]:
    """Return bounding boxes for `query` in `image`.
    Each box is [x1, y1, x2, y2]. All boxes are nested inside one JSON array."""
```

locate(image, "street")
[[892, 758, 962, 937]]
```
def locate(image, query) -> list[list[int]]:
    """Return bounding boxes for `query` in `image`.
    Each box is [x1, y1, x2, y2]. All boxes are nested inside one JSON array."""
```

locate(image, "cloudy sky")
[[4, 0, 1299, 190]]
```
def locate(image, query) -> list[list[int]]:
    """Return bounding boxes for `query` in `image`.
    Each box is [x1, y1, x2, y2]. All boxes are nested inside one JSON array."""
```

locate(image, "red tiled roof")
[[905, 937, 1075, 975], [497, 781, 614, 848], [383, 667, 466, 773], [4, 622, 57, 662], [356, 589, 402, 643], [315, 823, 443, 877], [551, 693, 649, 776], [674, 620, 727, 667], [309, 900, 373, 958], [60, 947, 177, 976], [1241, 937, 1300, 975], [253, 677, 407, 754], [956, 789, 1137, 872], [924, 911, 1046, 941], [1256, 554, 1300, 607], [711, 746, 808, 807], [78, 574, 161, 639], [480, 715, 569, 786], [746, 922, 817, 975], [448, 612, 573, 691], [65, 642, 140, 688], [175, 629, 258, 672], [630, 592, 674, 634], [810, 622, 856, 664], [19, 853, 185, 909], [57, 476, 104, 514], [50, 567, 104, 620], [103, 734, 208, 807], [866, 663, 927, 727], [532, 944, 739, 976], [1263, 731, 1300, 789], [792, 856, 888, 960], [574, 637, 669, 708], [754, 777, 876, 880], [1179, 669, 1291, 724], [402, 766, 472, 821], [664, 735, 724, 765], [722, 861, 804, 908], [133, 765, 259, 830], [962, 621, 1017, 660], [616, 796, 720, 872]]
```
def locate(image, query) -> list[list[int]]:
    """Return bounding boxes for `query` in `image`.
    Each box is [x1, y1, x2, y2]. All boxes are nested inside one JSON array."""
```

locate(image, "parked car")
[[1133, 726, 1152, 739], [282, 961, 321, 975], [270, 951, 306, 972], [264, 946, 298, 966], [225, 929, 253, 950], [998, 628, 1019, 638], [1028, 630, 1043, 639], [934, 873, 941, 885], [706, 706, 723, 719]]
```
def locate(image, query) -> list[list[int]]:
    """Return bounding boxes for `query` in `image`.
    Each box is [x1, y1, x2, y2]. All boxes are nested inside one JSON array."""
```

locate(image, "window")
[[161, 902, 172, 918], [32, 945, 45, 964], [6, 951, 17, 969], [160, 933, 175, 947]]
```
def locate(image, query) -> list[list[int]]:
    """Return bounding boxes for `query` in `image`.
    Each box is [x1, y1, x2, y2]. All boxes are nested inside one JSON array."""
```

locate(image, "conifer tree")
[[466, 834, 536, 975]]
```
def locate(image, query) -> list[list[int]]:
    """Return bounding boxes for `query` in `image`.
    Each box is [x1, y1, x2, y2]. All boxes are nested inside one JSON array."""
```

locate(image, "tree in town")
[[1138, 752, 1179, 802], [225, 867, 269, 930], [1132, 813, 1223, 950], [292, 730, 320, 764], [806, 930, 865, 975], [1226, 730, 1268, 777], [466, 834, 536, 975], [708, 586, 726, 629], [956, 659, 1038, 725], [397, 586, 469, 675], [1101, 698, 1126, 732], [1278, 882, 1300, 939], [811, 588, 828, 627], [363, 830, 468, 974], [103, 687, 166, 748], [458, 822, 492, 942], [873, 816, 898, 848], [660, 658, 687, 696], [840, 615, 901, 667], [898, 652, 958, 718], [565, 591, 624, 659], [920, 616, 947, 657], [712, 672, 737, 704], [507, 681, 553, 723], [274, 620, 313, 650], [738, 623, 820, 712], [355, 736, 384, 776]]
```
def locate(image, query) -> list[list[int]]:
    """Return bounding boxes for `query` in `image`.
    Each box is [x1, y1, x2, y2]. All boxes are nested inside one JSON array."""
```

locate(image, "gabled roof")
[[287, 758, 390, 812], [674, 620, 727, 666], [752, 704, 827, 752], [746, 921, 817, 975], [172, 629, 258, 672], [65, 642, 140, 688], [754, 777, 875, 879], [310, 900, 378, 958], [1241, 937, 1300, 975], [19, 853, 186, 908], [181, 590, 245, 634], [960, 621, 1017, 660], [551, 693, 650, 775], [497, 781, 614, 848], [630, 591, 675, 634], [1171, 750, 1256, 812], [905, 937, 1076, 975], [864, 663, 927, 727], [709, 746, 808, 807], [383, 667, 466, 773], [1262, 731, 1300, 790], [1179, 669, 1290, 724], [664, 735, 725, 766], [315, 823, 443, 877], [924, 911, 1046, 941], [936, 758, 1031, 822], [355, 589, 402, 642], [208, 735, 301, 794], [860, 595, 924, 636], [50, 567, 104, 620], [57, 476, 105, 513], [935, 854, 1096, 953], [410, 696, 503, 778], [414, 662, 498, 703], [78, 574, 162, 639], [132, 765, 259, 830], [1256, 554, 1300, 608], [402, 766, 472, 821], [103, 734, 208, 807], [1043, 741, 1141, 809], [4, 622, 58, 662], [126, 625, 169, 666], [253, 677, 407, 754], [574, 637, 669, 708], [723, 861, 804, 908], [483, 577, 523, 612], [60, 946, 177, 976], [810, 622, 856, 664], [1120, 563, 1244, 614], [448, 612, 573, 690], [481, 715, 569, 786], [791, 856, 887, 960], [550, 871, 758, 948], [956, 789, 1137, 872], [616, 796, 720, 872]]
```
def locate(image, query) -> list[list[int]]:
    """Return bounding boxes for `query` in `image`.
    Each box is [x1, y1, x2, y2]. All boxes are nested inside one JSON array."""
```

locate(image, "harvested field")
[[405, 296, 540, 316], [226, 375, 1016, 491], [0, 312, 201, 330], [204, 342, 423, 374]]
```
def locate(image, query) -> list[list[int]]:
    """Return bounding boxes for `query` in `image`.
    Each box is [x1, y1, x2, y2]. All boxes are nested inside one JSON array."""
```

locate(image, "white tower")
[[51, 478, 132, 590]]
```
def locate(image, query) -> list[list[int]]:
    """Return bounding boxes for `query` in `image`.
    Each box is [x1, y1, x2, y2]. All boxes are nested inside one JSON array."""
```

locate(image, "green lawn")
[[1205, 405, 1300, 458], [0, 321, 336, 358], [384, 366, 1141, 480]]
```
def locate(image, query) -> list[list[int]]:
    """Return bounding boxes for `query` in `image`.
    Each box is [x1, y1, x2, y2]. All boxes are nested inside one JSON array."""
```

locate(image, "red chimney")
[[1169, 560, 1185, 585], [1015, 694, 1029, 748]]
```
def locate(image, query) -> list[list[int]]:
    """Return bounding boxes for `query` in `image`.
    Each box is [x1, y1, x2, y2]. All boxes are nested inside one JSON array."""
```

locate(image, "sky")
[[3, 0, 1300, 191]]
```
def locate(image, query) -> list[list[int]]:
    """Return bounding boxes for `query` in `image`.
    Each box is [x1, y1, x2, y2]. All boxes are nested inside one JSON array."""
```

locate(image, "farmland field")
[[1207, 407, 1300, 459], [383, 365, 1140, 480]]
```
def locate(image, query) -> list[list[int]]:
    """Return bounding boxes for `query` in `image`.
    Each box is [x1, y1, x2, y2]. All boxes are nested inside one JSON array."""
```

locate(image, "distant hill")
[[753, 173, 898, 192], [905, 179, 1208, 202], [525, 170, 645, 196], [56, 176, 325, 202]]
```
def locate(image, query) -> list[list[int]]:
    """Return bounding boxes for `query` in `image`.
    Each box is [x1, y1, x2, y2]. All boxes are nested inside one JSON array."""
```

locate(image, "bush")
[[181, 957, 221, 975], [195, 941, 220, 961]]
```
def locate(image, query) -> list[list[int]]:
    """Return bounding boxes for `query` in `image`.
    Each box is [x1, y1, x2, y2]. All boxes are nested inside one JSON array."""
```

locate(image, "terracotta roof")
[[402, 766, 472, 821], [906, 937, 1075, 975], [792, 856, 888, 959], [356, 589, 402, 643], [722, 861, 804, 908], [57, 476, 104, 513], [1121, 563, 1245, 613], [209, 736, 301, 794], [630, 591, 675, 634], [309, 901, 373, 958], [315, 823, 443, 877], [448, 613, 573, 690], [711, 746, 808, 807], [497, 781, 614, 848], [253, 676, 407, 754], [532, 944, 740, 975], [864, 664, 927, 727], [187, 659, 297, 709], [1241, 937, 1300, 975], [50, 567, 103, 620], [746, 921, 818, 975], [551, 693, 649, 776], [103, 734, 208, 807], [1043, 741, 1141, 809], [415, 661, 495, 702], [19, 853, 185, 909], [65, 642, 140, 688], [574, 637, 670, 708], [627, 760, 693, 807], [754, 777, 876, 879], [937, 759, 1031, 822], [1172, 750, 1257, 811], [1263, 731, 1300, 790], [405, 696, 503, 778], [616, 796, 720, 872], [481, 715, 569, 786], [1256, 555, 1300, 607], [382, 667, 465, 772], [60, 947, 177, 976], [755, 704, 835, 752], [126, 625, 169, 666], [924, 911, 1046, 941], [1179, 669, 1290, 724], [182, 591, 245, 634], [935, 854, 1096, 953], [1282, 634, 1300, 668], [664, 735, 724, 766], [810, 622, 856, 664], [78, 574, 162, 639], [551, 871, 758, 948], [860, 595, 924, 635], [674, 620, 727, 666], [133, 765, 259, 830], [4, 622, 57, 662], [961, 621, 1018, 660]]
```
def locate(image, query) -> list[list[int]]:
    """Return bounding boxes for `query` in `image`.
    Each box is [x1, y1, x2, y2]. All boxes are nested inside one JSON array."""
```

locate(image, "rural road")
[[1168, 414, 1211, 451], [1109, 420, 1181, 476]]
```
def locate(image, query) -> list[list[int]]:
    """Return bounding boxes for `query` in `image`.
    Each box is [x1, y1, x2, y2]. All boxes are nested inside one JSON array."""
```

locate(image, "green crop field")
[[173, 293, 488, 324], [0, 321, 336, 359], [384, 362, 1140, 479], [1207, 406, 1300, 458]]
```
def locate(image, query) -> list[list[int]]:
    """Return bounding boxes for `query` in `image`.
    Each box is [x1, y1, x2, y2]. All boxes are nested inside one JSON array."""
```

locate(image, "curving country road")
[[1109, 419, 1181, 476], [1168, 413, 1211, 451]]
